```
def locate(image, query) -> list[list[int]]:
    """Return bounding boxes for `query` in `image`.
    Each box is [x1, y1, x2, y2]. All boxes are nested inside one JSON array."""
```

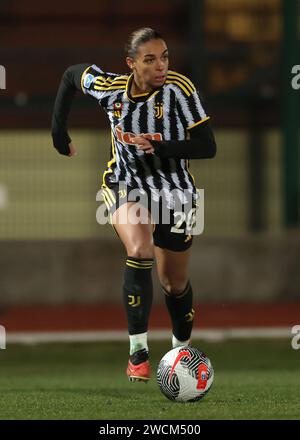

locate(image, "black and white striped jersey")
[[81, 64, 209, 209]]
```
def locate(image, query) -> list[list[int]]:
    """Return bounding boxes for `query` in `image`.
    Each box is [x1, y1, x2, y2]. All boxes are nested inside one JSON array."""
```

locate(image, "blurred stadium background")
[[0, 0, 300, 340]]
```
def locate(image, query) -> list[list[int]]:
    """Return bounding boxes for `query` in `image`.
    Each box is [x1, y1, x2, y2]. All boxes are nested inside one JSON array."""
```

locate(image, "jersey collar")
[[125, 73, 163, 103]]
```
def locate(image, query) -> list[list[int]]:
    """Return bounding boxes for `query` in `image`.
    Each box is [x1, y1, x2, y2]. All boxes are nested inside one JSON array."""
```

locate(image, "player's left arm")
[[131, 119, 216, 159], [149, 119, 216, 159], [134, 84, 217, 159]]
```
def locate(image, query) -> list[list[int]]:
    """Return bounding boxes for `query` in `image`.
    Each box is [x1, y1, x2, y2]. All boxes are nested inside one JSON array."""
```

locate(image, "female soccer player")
[[52, 28, 216, 382]]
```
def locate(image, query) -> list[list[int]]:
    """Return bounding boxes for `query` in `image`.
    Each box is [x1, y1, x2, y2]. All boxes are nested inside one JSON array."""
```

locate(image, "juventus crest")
[[154, 103, 163, 119]]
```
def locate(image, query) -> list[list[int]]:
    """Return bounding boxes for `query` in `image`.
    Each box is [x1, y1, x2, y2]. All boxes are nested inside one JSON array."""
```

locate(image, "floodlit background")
[[0, 0, 299, 322]]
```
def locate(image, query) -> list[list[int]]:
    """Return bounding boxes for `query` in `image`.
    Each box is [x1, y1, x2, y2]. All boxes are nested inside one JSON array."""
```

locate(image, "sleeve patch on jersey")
[[83, 73, 94, 89]]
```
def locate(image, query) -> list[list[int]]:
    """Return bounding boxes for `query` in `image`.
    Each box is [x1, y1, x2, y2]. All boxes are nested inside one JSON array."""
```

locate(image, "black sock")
[[129, 348, 149, 365], [123, 257, 154, 335], [164, 282, 195, 341]]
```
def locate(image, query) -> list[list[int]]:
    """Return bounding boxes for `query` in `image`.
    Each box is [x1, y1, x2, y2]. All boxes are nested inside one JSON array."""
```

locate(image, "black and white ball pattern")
[[157, 346, 214, 402]]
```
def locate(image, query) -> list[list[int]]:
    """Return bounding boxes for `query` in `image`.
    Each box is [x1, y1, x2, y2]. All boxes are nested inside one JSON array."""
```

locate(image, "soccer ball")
[[157, 346, 214, 402]]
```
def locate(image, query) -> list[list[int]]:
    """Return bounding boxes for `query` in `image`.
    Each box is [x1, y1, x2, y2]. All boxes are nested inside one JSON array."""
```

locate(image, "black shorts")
[[101, 183, 197, 252]]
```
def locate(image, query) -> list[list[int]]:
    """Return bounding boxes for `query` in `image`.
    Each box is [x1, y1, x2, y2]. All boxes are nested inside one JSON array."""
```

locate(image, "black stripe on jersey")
[[187, 92, 203, 123], [122, 101, 148, 188], [123, 100, 135, 133], [174, 158, 190, 191], [175, 97, 190, 129], [169, 90, 178, 141], [100, 95, 110, 109], [113, 98, 129, 184], [167, 92, 191, 192], [138, 100, 163, 193], [185, 159, 196, 188], [103, 133, 118, 187], [166, 90, 182, 182], [154, 93, 171, 179], [117, 156, 126, 184], [170, 142, 190, 191]]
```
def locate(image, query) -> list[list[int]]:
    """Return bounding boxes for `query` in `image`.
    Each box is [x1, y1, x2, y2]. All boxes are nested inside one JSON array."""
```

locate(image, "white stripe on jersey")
[[129, 105, 148, 190], [170, 84, 195, 127], [146, 99, 158, 194], [107, 94, 122, 182], [162, 86, 171, 140], [191, 91, 207, 121], [180, 158, 194, 194], [175, 111, 186, 140], [151, 87, 171, 201]]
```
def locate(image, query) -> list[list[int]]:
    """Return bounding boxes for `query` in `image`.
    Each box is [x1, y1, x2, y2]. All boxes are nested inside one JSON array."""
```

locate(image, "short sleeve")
[[168, 71, 210, 130]]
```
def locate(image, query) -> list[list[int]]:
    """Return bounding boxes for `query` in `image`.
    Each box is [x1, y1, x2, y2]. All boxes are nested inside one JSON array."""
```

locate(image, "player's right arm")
[[51, 64, 90, 156], [52, 64, 121, 156]]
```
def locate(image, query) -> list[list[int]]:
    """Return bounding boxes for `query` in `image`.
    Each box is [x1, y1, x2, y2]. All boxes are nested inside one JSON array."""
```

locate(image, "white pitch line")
[[5, 327, 293, 344]]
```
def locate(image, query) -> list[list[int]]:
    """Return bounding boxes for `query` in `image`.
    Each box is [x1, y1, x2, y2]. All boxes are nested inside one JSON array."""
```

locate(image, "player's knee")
[[161, 276, 188, 296], [127, 242, 154, 260]]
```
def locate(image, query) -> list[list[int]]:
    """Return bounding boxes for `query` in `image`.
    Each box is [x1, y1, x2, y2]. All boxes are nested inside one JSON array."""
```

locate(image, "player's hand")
[[52, 131, 76, 156], [68, 142, 77, 157], [131, 136, 155, 154]]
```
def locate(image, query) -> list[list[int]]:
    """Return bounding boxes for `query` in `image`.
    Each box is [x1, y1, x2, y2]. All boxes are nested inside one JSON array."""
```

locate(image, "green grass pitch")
[[0, 339, 299, 419]]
